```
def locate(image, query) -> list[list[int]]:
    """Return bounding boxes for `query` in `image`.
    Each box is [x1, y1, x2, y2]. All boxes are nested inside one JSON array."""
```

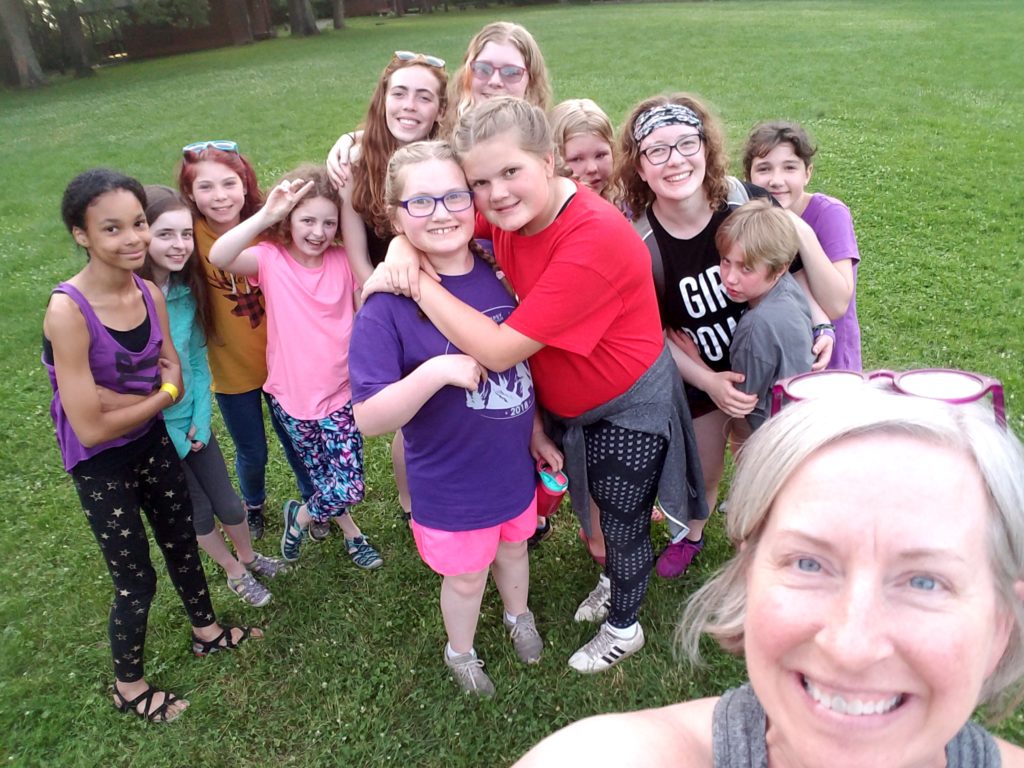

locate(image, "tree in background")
[[0, 0, 46, 87], [288, 0, 317, 35]]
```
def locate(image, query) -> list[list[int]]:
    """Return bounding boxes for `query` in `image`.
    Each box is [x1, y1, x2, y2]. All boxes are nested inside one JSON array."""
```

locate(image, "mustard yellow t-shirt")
[[195, 218, 268, 394]]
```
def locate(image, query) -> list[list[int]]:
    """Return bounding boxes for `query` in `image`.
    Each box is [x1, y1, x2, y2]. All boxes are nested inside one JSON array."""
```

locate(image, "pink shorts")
[[412, 495, 538, 576]]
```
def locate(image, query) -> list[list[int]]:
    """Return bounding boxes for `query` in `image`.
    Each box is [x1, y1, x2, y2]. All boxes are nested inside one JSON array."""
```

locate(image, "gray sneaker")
[[244, 552, 289, 579], [568, 622, 645, 674], [504, 610, 543, 664], [573, 575, 611, 623], [309, 519, 331, 541], [226, 571, 272, 608], [444, 650, 495, 697]]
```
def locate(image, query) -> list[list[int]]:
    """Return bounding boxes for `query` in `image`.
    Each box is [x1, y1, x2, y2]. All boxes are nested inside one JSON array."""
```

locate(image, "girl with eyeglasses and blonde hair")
[[367, 97, 707, 675], [349, 140, 561, 696]]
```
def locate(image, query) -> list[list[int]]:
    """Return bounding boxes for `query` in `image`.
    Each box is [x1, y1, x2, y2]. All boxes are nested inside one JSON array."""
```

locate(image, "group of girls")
[[45, 18, 863, 715]]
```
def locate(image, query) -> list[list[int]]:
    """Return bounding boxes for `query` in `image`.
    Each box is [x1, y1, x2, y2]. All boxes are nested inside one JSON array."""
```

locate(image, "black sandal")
[[191, 625, 259, 657], [111, 684, 185, 723]]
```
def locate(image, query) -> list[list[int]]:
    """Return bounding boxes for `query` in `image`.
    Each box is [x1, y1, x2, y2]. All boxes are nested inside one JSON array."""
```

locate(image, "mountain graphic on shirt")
[[465, 361, 534, 419]]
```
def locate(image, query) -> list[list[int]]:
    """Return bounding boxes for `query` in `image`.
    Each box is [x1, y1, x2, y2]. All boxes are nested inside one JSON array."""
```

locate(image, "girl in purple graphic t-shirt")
[[349, 142, 562, 697], [43, 169, 261, 723]]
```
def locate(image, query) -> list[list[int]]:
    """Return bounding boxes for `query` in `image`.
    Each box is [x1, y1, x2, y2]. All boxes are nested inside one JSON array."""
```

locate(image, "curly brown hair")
[[264, 165, 341, 248], [614, 93, 729, 216]]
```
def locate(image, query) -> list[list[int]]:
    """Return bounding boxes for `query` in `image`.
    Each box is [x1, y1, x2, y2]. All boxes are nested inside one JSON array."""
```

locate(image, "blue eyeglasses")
[[399, 190, 474, 218], [182, 140, 239, 155]]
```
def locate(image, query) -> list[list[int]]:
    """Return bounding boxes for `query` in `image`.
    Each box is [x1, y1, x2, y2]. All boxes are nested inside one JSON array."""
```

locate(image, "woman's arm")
[[352, 354, 487, 436], [786, 210, 853, 319], [44, 293, 178, 448]]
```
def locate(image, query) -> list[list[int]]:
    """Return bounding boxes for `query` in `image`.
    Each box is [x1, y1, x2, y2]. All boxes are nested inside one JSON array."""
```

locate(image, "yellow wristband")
[[160, 382, 179, 402]]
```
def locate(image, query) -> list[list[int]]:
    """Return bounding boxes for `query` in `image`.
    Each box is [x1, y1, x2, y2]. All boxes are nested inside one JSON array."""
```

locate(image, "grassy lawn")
[[2, 0, 1023, 765]]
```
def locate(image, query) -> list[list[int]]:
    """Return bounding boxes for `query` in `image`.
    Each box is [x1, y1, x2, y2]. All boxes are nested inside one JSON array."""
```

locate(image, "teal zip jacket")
[[163, 281, 212, 459]]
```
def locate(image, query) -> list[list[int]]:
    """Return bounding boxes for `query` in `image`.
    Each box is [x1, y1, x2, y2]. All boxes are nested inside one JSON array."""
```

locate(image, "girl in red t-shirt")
[[365, 98, 707, 675]]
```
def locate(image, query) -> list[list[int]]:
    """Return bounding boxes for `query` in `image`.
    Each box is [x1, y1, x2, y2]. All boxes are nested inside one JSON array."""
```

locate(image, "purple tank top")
[[44, 275, 163, 472]]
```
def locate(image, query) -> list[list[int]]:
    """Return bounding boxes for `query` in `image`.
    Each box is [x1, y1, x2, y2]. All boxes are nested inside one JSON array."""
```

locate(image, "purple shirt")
[[44, 275, 163, 472], [801, 193, 862, 371], [349, 257, 535, 532]]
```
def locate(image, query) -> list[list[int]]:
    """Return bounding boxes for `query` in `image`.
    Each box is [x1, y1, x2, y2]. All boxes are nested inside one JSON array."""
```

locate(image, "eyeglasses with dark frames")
[[399, 190, 474, 218], [639, 134, 704, 165]]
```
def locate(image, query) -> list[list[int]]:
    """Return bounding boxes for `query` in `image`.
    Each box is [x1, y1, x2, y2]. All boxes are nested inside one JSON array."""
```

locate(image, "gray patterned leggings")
[[583, 420, 667, 628]]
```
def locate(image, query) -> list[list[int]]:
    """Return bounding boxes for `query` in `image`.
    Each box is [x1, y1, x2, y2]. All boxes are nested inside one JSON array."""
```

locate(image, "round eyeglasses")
[[469, 61, 527, 84], [399, 190, 474, 218], [771, 368, 1006, 428], [639, 134, 703, 165]]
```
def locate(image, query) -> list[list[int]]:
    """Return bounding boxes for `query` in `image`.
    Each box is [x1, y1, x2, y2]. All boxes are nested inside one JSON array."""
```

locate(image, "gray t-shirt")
[[728, 272, 813, 430], [712, 684, 1001, 768]]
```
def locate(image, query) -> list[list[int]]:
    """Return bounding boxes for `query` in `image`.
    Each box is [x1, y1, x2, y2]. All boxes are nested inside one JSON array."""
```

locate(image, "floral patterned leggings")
[[266, 395, 365, 523]]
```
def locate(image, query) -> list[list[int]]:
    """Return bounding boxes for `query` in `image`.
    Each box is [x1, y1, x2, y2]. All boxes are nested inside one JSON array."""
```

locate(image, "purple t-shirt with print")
[[349, 257, 535, 532], [801, 193, 862, 371]]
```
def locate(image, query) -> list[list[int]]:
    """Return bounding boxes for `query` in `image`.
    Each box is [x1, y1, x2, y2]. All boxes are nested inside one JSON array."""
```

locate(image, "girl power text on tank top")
[[711, 684, 1001, 768], [43, 275, 163, 472]]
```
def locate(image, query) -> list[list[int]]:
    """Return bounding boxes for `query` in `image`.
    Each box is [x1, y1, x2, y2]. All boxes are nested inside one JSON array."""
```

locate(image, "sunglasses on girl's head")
[[399, 190, 473, 218], [182, 140, 239, 155], [771, 368, 1006, 427], [394, 50, 446, 68], [470, 61, 527, 84]]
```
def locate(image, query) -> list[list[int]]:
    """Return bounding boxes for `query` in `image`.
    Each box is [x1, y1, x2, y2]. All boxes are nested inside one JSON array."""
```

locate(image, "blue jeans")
[[214, 388, 314, 506]]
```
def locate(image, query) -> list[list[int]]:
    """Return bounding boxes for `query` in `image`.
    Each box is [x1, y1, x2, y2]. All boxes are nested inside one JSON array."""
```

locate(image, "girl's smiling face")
[[748, 142, 813, 214], [73, 189, 150, 270], [461, 130, 555, 236], [393, 158, 475, 260], [189, 160, 246, 232], [385, 65, 443, 145], [287, 196, 339, 261], [744, 434, 1013, 768], [146, 208, 194, 275], [637, 124, 706, 205], [469, 40, 529, 102]]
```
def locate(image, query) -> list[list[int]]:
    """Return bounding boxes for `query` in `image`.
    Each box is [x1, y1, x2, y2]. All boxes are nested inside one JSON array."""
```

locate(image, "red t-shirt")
[[478, 184, 663, 418]]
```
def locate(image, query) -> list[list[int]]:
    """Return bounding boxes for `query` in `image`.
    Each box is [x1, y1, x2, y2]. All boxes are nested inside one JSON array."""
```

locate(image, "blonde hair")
[[447, 22, 552, 131], [678, 389, 1024, 720], [451, 96, 554, 163], [715, 199, 798, 276], [615, 92, 729, 216], [550, 98, 619, 201]]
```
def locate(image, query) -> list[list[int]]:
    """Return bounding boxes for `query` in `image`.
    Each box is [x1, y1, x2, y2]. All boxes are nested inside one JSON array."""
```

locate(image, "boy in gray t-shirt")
[[717, 200, 814, 432]]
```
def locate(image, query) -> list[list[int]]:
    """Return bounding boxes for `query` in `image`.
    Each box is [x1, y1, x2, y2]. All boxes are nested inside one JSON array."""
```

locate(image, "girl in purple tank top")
[[43, 169, 262, 723]]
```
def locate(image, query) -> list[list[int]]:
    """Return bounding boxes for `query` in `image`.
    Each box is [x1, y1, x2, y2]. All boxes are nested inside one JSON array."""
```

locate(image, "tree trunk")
[[224, 0, 254, 45], [331, 0, 345, 29], [288, 0, 318, 36], [0, 0, 45, 87], [53, 0, 94, 77]]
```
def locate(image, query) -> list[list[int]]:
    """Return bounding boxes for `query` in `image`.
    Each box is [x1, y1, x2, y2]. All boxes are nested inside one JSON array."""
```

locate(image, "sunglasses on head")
[[771, 368, 1007, 428], [394, 50, 446, 68], [470, 60, 527, 84], [182, 140, 239, 155]]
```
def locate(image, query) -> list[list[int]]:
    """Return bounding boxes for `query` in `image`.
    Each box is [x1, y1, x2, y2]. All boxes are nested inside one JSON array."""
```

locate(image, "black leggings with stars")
[[70, 423, 215, 683]]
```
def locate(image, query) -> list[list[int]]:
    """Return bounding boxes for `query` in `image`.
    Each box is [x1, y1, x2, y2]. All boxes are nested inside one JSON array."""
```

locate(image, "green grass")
[[2, 1, 1023, 765]]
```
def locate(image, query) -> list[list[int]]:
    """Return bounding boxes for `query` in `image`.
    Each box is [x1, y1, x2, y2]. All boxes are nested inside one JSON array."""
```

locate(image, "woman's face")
[[469, 40, 529, 102], [385, 65, 443, 145], [636, 124, 706, 205], [743, 434, 1012, 768], [460, 130, 555, 236]]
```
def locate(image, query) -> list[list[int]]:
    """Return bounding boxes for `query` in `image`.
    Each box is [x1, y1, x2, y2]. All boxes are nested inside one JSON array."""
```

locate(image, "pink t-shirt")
[[250, 241, 356, 420]]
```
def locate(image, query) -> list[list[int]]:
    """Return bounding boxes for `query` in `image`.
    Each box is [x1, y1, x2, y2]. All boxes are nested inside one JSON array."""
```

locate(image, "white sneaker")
[[568, 622, 645, 674], [573, 575, 611, 623]]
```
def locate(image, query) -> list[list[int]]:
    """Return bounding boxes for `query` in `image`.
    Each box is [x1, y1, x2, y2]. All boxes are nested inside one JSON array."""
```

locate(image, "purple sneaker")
[[655, 536, 703, 579]]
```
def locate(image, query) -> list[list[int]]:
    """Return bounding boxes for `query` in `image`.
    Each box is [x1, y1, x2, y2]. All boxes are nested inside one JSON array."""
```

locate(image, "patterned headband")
[[632, 104, 703, 143]]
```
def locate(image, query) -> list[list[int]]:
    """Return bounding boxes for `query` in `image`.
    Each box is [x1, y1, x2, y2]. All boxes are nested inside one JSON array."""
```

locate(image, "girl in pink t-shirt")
[[209, 164, 382, 571]]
